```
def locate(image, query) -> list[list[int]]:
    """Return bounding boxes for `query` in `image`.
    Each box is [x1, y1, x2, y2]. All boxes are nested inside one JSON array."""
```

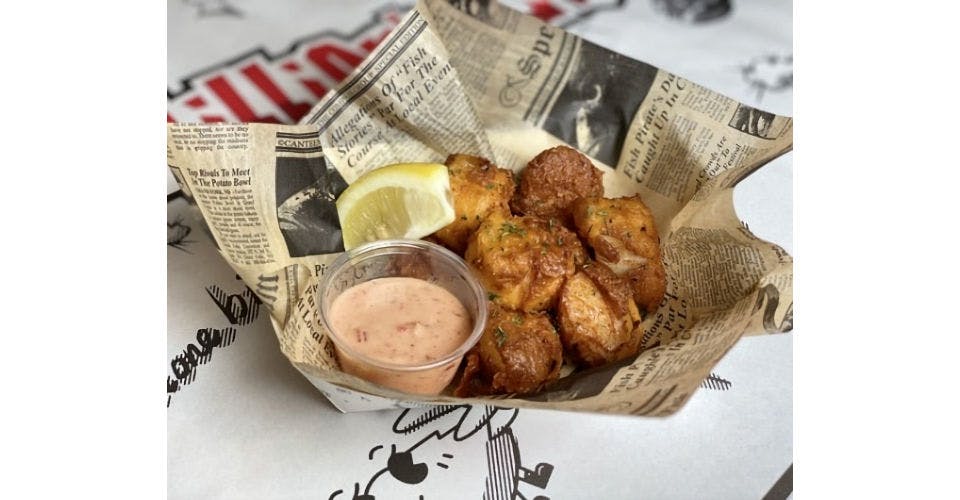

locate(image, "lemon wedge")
[[336, 163, 456, 250]]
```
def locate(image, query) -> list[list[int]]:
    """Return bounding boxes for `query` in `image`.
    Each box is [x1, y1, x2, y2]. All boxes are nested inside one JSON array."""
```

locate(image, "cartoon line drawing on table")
[[525, 0, 627, 27], [450, 0, 627, 29], [740, 53, 792, 102], [205, 282, 262, 326], [168, 278, 265, 406], [700, 372, 732, 391], [167, 1, 628, 124], [168, 215, 194, 252], [182, 0, 243, 18], [167, 327, 237, 407], [329, 405, 555, 500], [650, 0, 732, 24], [167, 4, 406, 123]]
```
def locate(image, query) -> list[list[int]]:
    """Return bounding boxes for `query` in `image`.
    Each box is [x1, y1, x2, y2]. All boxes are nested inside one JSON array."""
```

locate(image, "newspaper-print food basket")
[[166, 0, 793, 416]]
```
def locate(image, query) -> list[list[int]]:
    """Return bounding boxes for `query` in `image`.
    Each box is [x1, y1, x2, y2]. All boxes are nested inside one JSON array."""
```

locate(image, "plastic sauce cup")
[[316, 239, 487, 395]]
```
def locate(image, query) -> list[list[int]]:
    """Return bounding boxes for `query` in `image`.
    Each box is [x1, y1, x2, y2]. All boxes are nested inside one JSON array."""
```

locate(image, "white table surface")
[[167, 1, 793, 498]]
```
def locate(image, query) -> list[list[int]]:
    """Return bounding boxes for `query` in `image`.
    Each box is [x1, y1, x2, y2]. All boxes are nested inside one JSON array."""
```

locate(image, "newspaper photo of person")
[[275, 155, 348, 257], [542, 40, 658, 167], [728, 103, 777, 139]]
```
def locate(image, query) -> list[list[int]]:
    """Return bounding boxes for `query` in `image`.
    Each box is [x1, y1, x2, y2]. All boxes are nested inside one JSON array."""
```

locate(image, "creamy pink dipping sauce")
[[328, 277, 472, 394]]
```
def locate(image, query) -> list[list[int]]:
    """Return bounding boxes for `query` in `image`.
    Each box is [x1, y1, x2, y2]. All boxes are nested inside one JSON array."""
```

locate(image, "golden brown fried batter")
[[455, 302, 563, 396], [465, 213, 586, 312], [511, 145, 604, 226], [557, 263, 643, 368], [571, 195, 667, 313], [432, 154, 515, 254]]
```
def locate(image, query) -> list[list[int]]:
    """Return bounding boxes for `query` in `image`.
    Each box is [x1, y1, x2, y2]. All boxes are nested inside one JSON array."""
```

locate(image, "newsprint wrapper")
[[166, 0, 793, 416]]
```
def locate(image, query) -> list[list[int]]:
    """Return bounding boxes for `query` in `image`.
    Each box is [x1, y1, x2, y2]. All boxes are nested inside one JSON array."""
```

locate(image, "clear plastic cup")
[[316, 239, 487, 395]]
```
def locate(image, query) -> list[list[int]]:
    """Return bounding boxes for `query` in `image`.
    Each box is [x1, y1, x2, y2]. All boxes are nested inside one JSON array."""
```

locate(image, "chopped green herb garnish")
[[511, 314, 524, 325], [596, 209, 609, 217], [499, 222, 527, 237], [485, 183, 495, 190], [494, 326, 507, 347], [488, 291, 499, 301]]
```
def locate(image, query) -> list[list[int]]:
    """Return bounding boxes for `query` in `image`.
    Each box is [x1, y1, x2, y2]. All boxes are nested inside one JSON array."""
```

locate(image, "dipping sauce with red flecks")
[[327, 276, 473, 394]]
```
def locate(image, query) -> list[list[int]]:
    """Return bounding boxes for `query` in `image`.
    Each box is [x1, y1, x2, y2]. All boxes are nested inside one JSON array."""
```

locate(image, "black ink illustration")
[[451, 1, 627, 29], [562, 0, 627, 27], [167, 327, 237, 407], [700, 372, 732, 390], [542, 40, 658, 166], [650, 0, 732, 23], [728, 103, 776, 139], [275, 153, 348, 257], [483, 426, 553, 499], [330, 405, 554, 499], [168, 215, 193, 252], [763, 464, 793, 500], [168, 5, 404, 104], [206, 282, 261, 326], [740, 53, 792, 101], [183, 0, 244, 18], [168, 277, 264, 407], [528, 0, 627, 27], [754, 283, 793, 333]]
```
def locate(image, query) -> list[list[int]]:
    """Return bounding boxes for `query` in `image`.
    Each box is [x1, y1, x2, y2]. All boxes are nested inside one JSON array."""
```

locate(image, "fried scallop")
[[432, 154, 515, 254], [464, 213, 586, 312], [511, 145, 604, 226], [558, 262, 643, 368], [455, 302, 563, 396], [571, 195, 667, 313]]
